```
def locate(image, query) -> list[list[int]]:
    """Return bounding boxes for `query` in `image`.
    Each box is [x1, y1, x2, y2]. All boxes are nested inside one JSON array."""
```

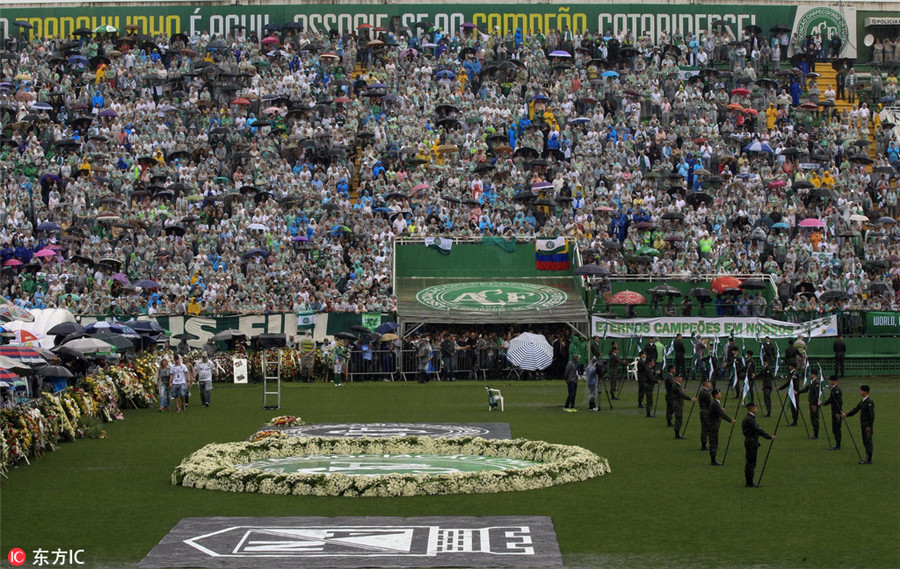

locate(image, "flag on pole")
[[535, 237, 570, 270], [787, 379, 797, 409], [742, 373, 751, 403], [774, 341, 781, 378], [425, 236, 453, 255], [732, 361, 739, 389], [817, 362, 825, 404]]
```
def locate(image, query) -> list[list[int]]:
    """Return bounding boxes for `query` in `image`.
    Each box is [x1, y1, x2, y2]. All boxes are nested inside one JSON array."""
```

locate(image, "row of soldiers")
[[599, 336, 876, 486]]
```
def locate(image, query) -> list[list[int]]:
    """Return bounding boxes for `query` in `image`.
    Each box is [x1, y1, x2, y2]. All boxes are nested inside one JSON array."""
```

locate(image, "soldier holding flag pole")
[[821, 374, 843, 451], [722, 373, 751, 466], [776, 361, 801, 427], [798, 366, 822, 440], [743, 400, 775, 487], [708, 388, 736, 465]]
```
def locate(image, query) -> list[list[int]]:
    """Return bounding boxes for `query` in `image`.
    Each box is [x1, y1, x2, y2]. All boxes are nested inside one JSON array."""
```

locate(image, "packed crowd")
[[1, 21, 899, 319]]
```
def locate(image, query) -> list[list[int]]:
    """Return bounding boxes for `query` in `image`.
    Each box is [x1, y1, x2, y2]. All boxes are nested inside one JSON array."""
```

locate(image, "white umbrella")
[[247, 223, 268, 231], [62, 337, 114, 354], [506, 332, 554, 371]]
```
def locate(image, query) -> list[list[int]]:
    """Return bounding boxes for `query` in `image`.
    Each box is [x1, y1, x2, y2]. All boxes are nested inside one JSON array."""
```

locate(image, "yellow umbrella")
[[14, 73, 32, 81]]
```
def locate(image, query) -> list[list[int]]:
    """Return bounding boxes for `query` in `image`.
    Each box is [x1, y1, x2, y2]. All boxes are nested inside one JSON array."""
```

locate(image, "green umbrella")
[[636, 247, 660, 256], [94, 25, 117, 34]]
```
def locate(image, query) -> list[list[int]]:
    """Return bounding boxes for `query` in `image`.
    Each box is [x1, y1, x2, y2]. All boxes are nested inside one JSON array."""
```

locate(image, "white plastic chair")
[[627, 358, 640, 383], [486, 387, 504, 411]]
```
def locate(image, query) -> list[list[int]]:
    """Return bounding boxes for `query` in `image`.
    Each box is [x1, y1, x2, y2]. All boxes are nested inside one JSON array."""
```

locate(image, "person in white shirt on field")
[[194, 353, 214, 407], [169, 355, 190, 412]]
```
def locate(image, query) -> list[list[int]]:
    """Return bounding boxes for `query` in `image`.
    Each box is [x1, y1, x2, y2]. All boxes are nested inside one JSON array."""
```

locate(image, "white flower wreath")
[[172, 436, 610, 497]]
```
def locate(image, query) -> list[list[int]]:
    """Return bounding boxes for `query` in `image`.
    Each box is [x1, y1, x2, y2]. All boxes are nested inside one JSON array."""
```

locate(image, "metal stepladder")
[[263, 351, 282, 410]]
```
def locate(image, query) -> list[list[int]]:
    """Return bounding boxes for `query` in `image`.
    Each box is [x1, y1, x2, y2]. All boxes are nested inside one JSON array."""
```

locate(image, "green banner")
[[0, 3, 797, 44], [866, 312, 900, 335]]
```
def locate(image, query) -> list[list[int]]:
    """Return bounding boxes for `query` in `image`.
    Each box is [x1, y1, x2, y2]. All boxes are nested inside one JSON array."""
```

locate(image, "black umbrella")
[[37, 365, 74, 378], [648, 284, 682, 296], [602, 240, 623, 251], [661, 212, 685, 221], [688, 287, 713, 301], [212, 329, 246, 342], [740, 279, 767, 290], [47, 322, 84, 336], [819, 290, 850, 303], [685, 192, 713, 206], [50, 345, 88, 362], [173, 332, 199, 341], [574, 264, 611, 276], [335, 331, 357, 341], [350, 325, 372, 333], [868, 283, 892, 296]]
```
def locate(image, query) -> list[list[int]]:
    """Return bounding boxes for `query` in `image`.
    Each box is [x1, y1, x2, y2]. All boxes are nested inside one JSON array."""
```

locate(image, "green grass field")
[[1, 377, 898, 569]]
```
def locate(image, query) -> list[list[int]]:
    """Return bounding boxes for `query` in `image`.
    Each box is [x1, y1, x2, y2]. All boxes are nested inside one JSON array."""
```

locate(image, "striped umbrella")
[[0, 368, 21, 388], [608, 290, 647, 305], [0, 345, 46, 364], [506, 332, 554, 371]]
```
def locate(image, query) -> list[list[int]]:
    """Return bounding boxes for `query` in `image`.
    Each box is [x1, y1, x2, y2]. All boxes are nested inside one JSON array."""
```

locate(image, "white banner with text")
[[591, 315, 838, 339]]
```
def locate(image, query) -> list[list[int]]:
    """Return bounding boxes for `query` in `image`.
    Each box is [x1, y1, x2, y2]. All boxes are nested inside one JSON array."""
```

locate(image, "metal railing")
[[346, 347, 531, 382]]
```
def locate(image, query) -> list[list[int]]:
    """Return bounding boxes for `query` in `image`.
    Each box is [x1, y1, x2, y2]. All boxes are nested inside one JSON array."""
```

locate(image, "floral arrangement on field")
[[80, 376, 123, 422], [250, 430, 288, 443], [267, 415, 304, 427], [172, 436, 610, 497], [103, 366, 155, 409], [249, 348, 302, 382]]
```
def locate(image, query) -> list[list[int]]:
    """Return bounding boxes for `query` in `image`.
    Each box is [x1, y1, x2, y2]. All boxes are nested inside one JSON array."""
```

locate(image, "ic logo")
[[7, 548, 26, 567]]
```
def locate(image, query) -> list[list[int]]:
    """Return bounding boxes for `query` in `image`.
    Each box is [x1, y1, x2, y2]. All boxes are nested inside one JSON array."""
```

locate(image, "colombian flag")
[[536, 237, 570, 271]]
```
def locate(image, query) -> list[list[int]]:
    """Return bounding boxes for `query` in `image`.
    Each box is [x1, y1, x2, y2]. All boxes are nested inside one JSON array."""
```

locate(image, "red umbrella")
[[608, 290, 647, 305], [334, 96, 351, 103], [231, 98, 251, 106], [768, 179, 786, 188], [711, 276, 742, 294], [357, 23, 373, 29], [260, 36, 280, 46], [731, 88, 750, 96], [2, 259, 23, 266]]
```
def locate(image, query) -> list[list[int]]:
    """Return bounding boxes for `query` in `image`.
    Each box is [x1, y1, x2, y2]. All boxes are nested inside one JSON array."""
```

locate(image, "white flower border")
[[172, 436, 610, 497]]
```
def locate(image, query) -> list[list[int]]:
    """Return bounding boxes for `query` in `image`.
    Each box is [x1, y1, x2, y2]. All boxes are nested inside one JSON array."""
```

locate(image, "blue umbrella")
[[568, 117, 591, 125], [743, 141, 773, 153], [601, 71, 619, 78], [771, 222, 791, 229], [123, 319, 166, 334], [133, 279, 160, 289], [31, 102, 53, 111], [532, 93, 549, 101], [242, 247, 269, 259], [84, 321, 137, 336], [435, 70, 455, 80], [67, 55, 89, 66], [374, 322, 398, 334], [37, 222, 62, 231]]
